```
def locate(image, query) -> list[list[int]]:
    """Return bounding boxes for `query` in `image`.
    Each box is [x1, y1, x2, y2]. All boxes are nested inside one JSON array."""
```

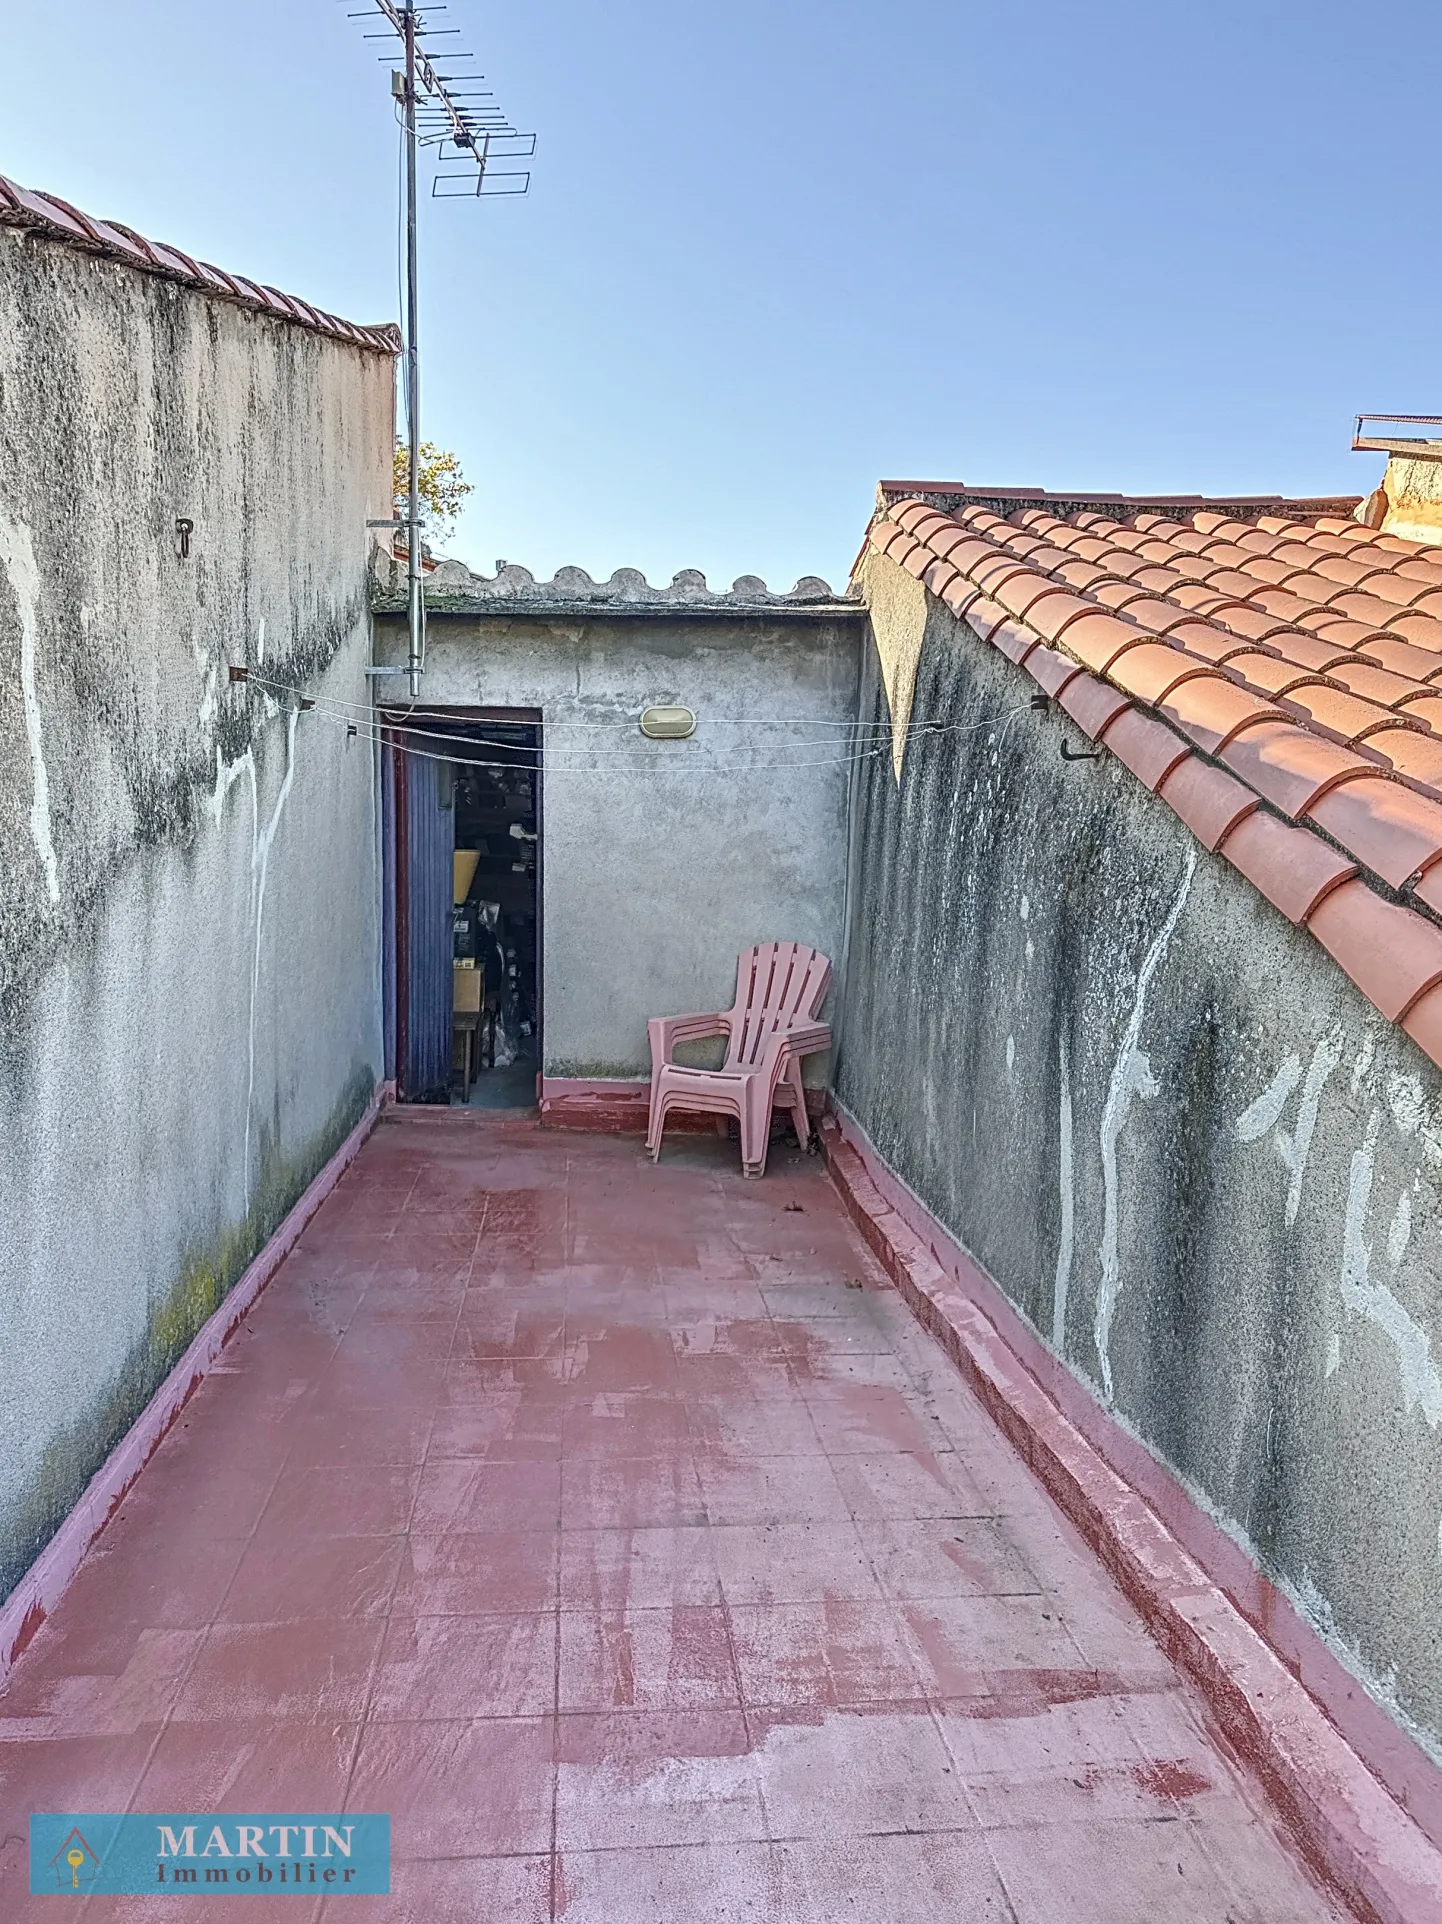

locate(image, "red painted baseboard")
[[0, 1089, 383, 1682], [538, 1076, 827, 1135], [822, 1104, 1442, 1924]]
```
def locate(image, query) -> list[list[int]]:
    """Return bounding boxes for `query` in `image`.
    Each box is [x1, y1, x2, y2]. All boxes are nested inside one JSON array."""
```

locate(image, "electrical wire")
[[236, 669, 1029, 764], [249, 684, 1033, 776]]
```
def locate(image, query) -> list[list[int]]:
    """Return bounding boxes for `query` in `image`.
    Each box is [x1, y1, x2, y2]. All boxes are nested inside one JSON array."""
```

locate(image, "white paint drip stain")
[[1278, 1030, 1344, 1226], [1054, 1031, 1074, 1352], [1233, 1030, 1342, 1227], [1340, 1107, 1442, 1427], [207, 701, 299, 1203], [1235, 1056, 1301, 1142], [0, 507, 61, 902], [1388, 1191, 1413, 1267], [244, 706, 300, 1198], [1094, 849, 1196, 1401], [1005, 1034, 1015, 1076]]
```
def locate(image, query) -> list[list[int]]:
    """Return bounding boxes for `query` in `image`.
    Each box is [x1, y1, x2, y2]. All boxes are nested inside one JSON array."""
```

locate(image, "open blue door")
[[393, 739, 454, 1102]]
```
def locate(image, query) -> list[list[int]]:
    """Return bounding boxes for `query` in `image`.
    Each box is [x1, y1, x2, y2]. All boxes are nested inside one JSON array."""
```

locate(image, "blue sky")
[[1, 2, 1427, 588]]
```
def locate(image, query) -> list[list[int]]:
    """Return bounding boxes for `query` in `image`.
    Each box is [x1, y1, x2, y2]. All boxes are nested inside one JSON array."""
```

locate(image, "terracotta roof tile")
[[1268, 631, 1358, 674], [1363, 727, 1442, 797], [1110, 643, 1217, 707], [1306, 778, 1442, 888], [1398, 694, 1442, 733], [991, 619, 1039, 665], [1158, 679, 1283, 756], [1025, 644, 1084, 697], [1358, 636, 1442, 682], [1220, 811, 1357, 923], [994, 572, 1076, 624], [961, 595, 1007, 641], [1102, 709, 1191, 791], [1276, 684, 1398, 748], [1060, 609, 1154, 674], [1162, 619, 1255, 666], [1326, 660, 1422, 708], [940, 576, 980, 621], [1401, 981, 1442, 1069], [868, 482, 1442, 1056], [1219, 722, 1373, 817], [1307, 881, 1442, 1020], [1107, 596, 1197, 638], [1060, 673, 1132, 739], [1157, 756, 1260, 850], [0, 169, 407, 358], [1222, 653, 1322, 699], [1385, 611, 1442, 651]]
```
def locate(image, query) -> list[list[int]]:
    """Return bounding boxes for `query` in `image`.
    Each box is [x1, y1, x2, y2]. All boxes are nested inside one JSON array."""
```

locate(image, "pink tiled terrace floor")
[[1, 1115, 1346, 1921]]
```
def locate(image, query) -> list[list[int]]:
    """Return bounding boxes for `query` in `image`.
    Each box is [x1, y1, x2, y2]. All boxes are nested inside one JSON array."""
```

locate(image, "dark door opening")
[[385, 711, 541, 1107]]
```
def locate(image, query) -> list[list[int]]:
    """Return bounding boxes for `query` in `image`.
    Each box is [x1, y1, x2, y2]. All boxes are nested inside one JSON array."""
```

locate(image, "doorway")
[[384, 710, 541, 1107]]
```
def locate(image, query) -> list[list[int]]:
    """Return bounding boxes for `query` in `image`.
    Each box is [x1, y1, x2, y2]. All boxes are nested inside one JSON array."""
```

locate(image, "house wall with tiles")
[[836, 546, 1442, 1767], [372, 599, 862, 1086], [0, 221, 393, 1606]]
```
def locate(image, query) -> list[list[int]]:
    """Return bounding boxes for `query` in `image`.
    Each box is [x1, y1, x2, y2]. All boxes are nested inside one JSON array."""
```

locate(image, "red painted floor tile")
[[133, 1714, 360, 1811], [317, 1852, 551, 1924], [391, 1528, 559, 1617], [174, 1619, 384, 1724], [561, 1454, 705, 1533], [218, 1535, 405, 1624], [753, 1706, 973, 1841], [727, 1599, 928, 1711], [370, 1611, 556, 1720], [255, 1463, 422, 1536], [0, 1118, 1347, 1920], [789, 1829, 1013, 1921], [829, 1448, 997, 1521], [559, 1604, 741, 1713], [554, 1838, 801, 1924], [345, 1716, 554, 1858], [411, 1456, 562, 1533], [559, 1525, 721, 1612], [857, 1517, 1041, 1600], [712, 1521, 882, 1608], [555, 1708, 762, 1849], [695, 1453, 853, 1527]]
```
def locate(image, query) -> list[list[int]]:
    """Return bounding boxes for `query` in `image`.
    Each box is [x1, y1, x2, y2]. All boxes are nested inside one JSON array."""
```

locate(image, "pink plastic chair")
[[646, 942, 832, 1179]]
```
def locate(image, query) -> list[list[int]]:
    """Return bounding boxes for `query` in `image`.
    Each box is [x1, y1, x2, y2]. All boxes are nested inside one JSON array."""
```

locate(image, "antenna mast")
[[348, 0, 535, 696]]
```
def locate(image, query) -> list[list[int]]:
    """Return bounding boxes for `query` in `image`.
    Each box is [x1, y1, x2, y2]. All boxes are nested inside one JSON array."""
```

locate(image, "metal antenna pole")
[[345, 0, 534, 693], [403, 0, 423, 699]]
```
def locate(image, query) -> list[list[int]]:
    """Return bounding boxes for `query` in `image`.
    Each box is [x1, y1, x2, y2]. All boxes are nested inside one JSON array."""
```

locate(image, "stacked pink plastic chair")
[[646, 942, 832, 1179]]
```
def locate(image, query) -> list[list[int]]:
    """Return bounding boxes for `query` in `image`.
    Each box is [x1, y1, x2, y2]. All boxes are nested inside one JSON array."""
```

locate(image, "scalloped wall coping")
[[0, 173, 401, 356], [378, 549, 858, 610]]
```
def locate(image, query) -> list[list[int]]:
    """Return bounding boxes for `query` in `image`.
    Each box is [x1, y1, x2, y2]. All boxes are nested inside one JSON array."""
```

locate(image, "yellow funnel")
[[454, 849, 480, 904]]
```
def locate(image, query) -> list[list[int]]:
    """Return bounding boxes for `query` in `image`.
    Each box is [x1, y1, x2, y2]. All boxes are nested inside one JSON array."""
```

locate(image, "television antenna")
[[346, 1, 536, 695]]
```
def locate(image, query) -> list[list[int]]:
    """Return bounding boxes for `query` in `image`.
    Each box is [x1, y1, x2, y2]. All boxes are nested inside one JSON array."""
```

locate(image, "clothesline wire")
[[243, 685, 1033, 776], [236, 669, 1032, 765], [241, 668, 903, 736]]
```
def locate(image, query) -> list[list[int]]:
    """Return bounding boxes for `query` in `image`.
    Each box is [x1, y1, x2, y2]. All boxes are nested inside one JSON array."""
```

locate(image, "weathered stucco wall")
[[837, 546, 1442, 1767], [374, 607, 862, 1079], [0, 225, 393, 1601]]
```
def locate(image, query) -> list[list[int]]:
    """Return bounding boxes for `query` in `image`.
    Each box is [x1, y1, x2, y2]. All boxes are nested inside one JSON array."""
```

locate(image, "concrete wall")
[[0, 225, 393, 1602], [836, 546, 1442, 1768], [374, 606, 862, 1081]]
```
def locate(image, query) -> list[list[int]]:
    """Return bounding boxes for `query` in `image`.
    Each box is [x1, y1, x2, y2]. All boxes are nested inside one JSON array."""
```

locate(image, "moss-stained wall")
[[837, 547, 1442, 1769], [0, 227, 392, 1601]]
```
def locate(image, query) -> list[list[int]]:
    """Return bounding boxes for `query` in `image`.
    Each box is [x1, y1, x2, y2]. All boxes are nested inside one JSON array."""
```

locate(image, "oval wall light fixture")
[[639, 705, 696, 739]]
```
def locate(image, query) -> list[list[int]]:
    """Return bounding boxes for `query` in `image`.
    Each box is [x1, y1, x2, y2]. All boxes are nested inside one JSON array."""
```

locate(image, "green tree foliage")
[[393, 440, 473, 539]]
